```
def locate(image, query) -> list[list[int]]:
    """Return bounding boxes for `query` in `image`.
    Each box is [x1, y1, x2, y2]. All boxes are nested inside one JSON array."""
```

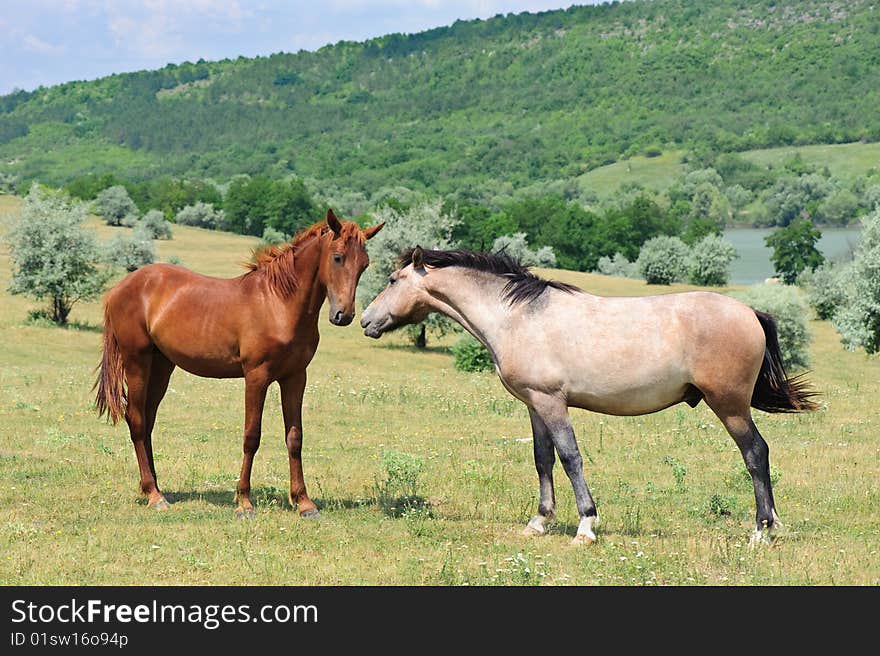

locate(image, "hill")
[[2, 0, 880, 199]]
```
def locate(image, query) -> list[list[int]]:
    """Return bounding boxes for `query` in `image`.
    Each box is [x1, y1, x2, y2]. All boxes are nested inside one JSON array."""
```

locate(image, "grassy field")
[[1, 194, 878, 586], [573, 141, 880, 199]]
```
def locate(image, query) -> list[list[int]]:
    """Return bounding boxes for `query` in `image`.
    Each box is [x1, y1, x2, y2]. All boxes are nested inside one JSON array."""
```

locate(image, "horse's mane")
[[397, 248, 580, 305], [245, 220, 365, 296]]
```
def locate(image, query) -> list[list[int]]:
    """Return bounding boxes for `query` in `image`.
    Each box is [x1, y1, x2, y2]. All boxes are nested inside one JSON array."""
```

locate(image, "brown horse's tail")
[[94, 304, 127, 425], [750, 310, 819, 413]]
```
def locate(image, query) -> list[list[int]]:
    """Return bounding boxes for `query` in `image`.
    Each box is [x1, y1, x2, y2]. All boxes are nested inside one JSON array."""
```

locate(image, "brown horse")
[[95, 209, 383, 518]]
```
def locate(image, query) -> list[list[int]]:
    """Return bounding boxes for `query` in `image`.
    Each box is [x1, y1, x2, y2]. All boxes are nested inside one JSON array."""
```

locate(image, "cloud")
[[22, 34, 65, 54]]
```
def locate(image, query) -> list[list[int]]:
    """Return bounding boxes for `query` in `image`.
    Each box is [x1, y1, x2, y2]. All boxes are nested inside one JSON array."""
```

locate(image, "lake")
[[723, 227, 863, 285]]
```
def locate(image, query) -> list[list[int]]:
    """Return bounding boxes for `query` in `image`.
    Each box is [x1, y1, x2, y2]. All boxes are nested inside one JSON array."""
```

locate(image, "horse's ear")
[[363, 222, 385, 240], [412, 246, 425, 271], [326, 208, 342, 236]]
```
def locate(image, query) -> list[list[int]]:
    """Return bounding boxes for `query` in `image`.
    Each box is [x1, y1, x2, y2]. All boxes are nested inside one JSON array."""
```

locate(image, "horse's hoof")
[[522, 515, 547, 536], [150, 497, 171, 511], [234, 507, 256, 520], [300, 508, 321, 520], [571, 533, 597, 546]]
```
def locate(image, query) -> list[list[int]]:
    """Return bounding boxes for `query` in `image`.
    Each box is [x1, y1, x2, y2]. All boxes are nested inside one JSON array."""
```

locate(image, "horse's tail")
[[93, 303, 127, 425], [750, 310, 819, 413]]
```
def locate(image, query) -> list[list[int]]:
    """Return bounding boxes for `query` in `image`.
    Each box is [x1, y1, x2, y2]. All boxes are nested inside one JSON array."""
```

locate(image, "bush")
[[687, 234, 738, 286], [105, 225, 156, 272], [94, 185, 138, 226], [259, 226, 289, 246], [804, 261, 848, 320], [636, 235, 689, 284], [451, 333, 495, 372], [6, 186, 111, 324], [596, 252, 640, 278], [175, 201, 224, 229], [731, 283, 812, 369], [491, 232, 556, 267], [833, 208, 880, 353], [138, 209, 173, 240]]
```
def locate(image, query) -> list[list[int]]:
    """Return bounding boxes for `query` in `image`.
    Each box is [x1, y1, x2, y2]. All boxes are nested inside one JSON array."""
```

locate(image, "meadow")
[[1, 195, 878, 586]]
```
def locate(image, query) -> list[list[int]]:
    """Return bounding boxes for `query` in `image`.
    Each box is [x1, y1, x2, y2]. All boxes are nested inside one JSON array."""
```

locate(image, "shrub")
[[6, 186, 111, 324], [175, 201, 224, 229], [259, 226, 289, 246], [596, 252, 640, 278], [687, 234, 738, 286], [375, 450, 426, 516], [636, 235, 689, 284], [804, 261, 848, 320], [138, 209, 173, 240], [452, 333, 494, 372], [94, 185, 138, 226], [491, 232, 556, 268], [833, 208, 880, 353], [731, 283, 812, 369], [105, 225, 155, 272]]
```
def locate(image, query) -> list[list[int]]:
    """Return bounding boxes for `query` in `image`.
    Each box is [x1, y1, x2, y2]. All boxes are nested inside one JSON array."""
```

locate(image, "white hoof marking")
[[572, 515, 598, 545], [522, 515, 548, 536]]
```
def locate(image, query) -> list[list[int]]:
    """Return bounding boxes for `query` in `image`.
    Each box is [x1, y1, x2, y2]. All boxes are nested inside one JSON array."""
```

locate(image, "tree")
[[687, 234, 738, 286], [833, 208, 880, 353], [357, 200, 459, 348], [682, 182, 730, 245], [636, 235, 689, 285], [94, 185, 139, 226], [6, 186, 111, 324], [765, 217, 824, 284]]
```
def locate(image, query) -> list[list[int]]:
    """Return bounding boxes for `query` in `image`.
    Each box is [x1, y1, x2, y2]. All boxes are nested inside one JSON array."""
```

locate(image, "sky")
[[0, 1, 607, 96]]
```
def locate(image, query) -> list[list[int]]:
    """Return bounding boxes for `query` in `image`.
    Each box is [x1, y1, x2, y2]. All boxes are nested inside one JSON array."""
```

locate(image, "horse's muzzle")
[[360, 317, 385, 338], [330, 309, 354, 326]]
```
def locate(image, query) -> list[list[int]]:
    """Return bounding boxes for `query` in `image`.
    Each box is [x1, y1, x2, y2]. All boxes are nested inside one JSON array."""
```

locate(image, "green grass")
[[1, 195, 878, 585], [741, 142, 880, 181], [564, 141, 880, 200]]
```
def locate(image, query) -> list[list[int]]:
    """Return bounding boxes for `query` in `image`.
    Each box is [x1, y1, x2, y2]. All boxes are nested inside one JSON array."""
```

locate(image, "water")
[[723, 227, 862, 285]]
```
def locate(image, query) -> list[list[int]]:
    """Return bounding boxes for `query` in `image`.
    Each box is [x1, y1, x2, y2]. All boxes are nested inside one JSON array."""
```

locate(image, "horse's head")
[[320, 209, 384, 326], [361, 246, 432, 338]]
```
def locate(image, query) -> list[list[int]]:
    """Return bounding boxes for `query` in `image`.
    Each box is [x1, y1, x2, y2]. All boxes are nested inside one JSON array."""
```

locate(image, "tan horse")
[[361, 247, 817, 544], [95, 210, 383, 518]]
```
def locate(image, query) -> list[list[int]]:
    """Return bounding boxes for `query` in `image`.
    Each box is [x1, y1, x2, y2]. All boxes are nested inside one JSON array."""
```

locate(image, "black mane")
[[398, 248, 580, 305]]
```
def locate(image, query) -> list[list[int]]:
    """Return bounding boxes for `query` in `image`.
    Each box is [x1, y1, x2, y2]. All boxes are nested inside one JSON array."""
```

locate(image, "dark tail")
[[751, 310, 819, 413], [93, 304, 127, 424]]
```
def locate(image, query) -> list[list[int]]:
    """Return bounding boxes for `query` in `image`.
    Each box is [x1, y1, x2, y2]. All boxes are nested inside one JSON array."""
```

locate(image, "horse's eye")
[[333, 253, 344, 264], [388, 275, 396, 285]]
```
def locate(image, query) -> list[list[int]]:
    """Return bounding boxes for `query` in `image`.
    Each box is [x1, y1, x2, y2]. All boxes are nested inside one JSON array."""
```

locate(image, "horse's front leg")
[[530, 395, 599, 545], [234, 372, 269, 519], [523, 407, 556, 536], [280, 372, 319, 518]]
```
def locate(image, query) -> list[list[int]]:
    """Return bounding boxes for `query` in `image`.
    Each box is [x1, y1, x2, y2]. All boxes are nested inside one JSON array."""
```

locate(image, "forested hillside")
[[1, 0, 879, 197]]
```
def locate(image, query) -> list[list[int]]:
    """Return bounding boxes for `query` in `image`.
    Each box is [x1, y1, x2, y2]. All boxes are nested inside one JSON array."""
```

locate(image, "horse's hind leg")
[[522, 407, 556, 536], [529, 395, 599, 545], [705, 394, 780, 543], [142, 351, 175, 509]]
